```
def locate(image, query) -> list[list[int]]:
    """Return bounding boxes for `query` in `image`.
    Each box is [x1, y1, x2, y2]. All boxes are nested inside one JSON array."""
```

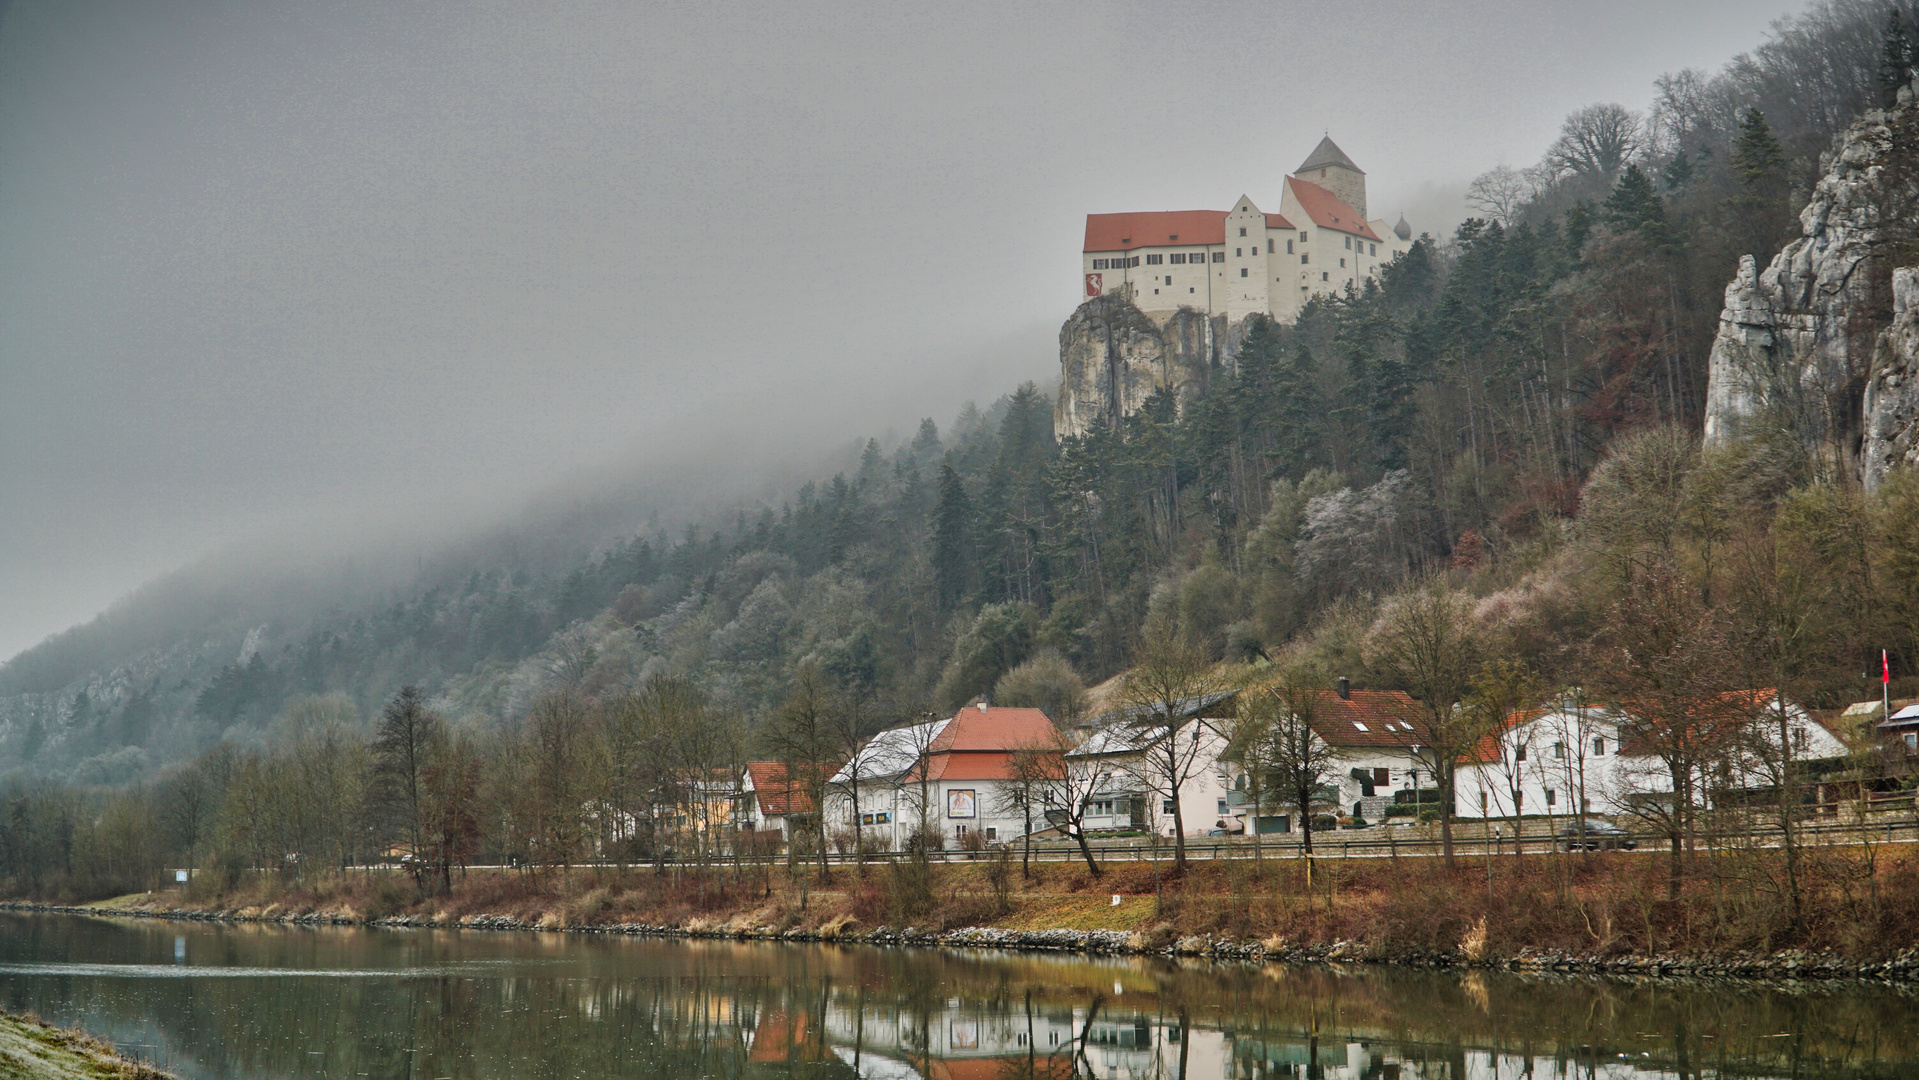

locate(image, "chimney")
[[977, 701, 989, 712], [1336, 676, 1351, 700]]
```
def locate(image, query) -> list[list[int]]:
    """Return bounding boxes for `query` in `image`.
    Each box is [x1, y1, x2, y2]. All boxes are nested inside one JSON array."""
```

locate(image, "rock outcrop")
[[1704, 80, 1919, 487], [1054, 294, 1230, 439]]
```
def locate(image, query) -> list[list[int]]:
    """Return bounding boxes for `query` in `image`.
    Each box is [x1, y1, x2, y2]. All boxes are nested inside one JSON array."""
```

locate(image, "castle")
[[1079, 136, 1413, 326], [1054, 137, 1415, 438]]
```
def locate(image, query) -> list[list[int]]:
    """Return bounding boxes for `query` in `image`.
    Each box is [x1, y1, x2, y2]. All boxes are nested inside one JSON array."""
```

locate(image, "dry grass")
[[52, 844, 1919, 961]]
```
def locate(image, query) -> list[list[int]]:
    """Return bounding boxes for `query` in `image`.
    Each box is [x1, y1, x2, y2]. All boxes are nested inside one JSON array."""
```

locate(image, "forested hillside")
[[4, 0, 1918, 801]]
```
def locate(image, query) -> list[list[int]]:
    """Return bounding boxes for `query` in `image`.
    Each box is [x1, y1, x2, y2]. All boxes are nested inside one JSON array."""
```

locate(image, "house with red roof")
[[740, 760, 836, 844], [823, 704, 1065, 850], [1079, 137, 1414, 328]]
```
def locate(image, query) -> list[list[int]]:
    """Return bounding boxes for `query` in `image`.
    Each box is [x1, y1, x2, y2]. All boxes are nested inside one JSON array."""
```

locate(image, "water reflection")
[[0, 912, 1912, 1079]]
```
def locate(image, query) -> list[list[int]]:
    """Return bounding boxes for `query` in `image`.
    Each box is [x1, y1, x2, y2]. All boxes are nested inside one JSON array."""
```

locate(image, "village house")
[[1455, 690, 1852, 821], [738, 761, 830, 847], [1066, 690, 1245, 838], [1080, 137, 1415, 326], [823, 704, 1062, 849]]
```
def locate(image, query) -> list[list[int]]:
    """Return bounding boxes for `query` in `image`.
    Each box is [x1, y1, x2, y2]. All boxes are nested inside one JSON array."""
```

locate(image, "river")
[[0, 912, 1914, 1078]]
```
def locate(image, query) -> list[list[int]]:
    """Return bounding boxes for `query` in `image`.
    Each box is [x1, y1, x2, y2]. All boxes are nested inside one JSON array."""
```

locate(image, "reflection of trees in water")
[[0, 914, 1913, 1080]]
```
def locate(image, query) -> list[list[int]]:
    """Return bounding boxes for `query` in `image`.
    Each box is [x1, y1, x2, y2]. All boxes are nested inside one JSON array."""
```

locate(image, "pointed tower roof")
[[1297, 135, 1363, 175]]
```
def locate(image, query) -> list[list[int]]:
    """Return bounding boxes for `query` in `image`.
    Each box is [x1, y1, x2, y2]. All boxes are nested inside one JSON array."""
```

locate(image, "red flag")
[[1885, 649, 1892, 684]]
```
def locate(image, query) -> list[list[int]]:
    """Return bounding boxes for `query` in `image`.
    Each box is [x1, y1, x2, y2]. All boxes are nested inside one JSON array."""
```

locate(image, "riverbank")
[[0, 1011, 176, 1079], [9, 846, 1919, 983]]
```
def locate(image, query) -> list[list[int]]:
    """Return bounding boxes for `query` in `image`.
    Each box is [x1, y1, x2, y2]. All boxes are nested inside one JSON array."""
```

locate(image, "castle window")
[[1145, 254, 1162, 265], [1238, 227, 1247, 237], [1211, 252, 1224, 263], [1321, 272, 1329, 281], [1286, 240, 1294, 254], [1267, 238, 1274, 253], [1164, 276, 1172, 285], [1300, 255, 1308, 265], [1344, 236, 1352, 250], [1240, 267, 1248, 277], [1168, 253, 1184, 265], [1340, 258, 1346, 268], [1169, 234, 1178, 242], [1091, 259, 1106, 270], [1299, 231, 1307, 242], [1234, 248, 1241, 257], [1370, 243, 1378, 256], [1189, 251, 1205, 262]]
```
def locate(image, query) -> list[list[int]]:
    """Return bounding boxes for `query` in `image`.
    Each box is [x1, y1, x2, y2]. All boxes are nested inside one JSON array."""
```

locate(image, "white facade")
[[1068, 717, 1243, 837], [1081, 137, 1415, 326]]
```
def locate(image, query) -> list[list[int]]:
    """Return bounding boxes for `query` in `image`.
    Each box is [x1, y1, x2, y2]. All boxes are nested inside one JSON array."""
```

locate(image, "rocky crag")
[[1704, 77, 1919, 487], [1053, 294, 1237, 439]]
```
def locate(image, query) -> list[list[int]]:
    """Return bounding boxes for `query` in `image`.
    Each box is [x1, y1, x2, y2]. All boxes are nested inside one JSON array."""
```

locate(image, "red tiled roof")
[[909, 707, 1063, 782], [1285, 176, 1382, 240], [1289, 688, 1427, 748], [1083, 209, 1293, 252], [745, 760, 835, 817]]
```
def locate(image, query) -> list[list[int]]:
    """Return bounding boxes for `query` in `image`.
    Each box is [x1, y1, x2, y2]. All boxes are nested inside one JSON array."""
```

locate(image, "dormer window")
[[1169, 234, 1178, 242], [1353, 722, 1369, 732]]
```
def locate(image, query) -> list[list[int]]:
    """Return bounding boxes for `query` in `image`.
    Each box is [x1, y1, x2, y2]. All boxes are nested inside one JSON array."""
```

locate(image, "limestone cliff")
[[1703, 79, 1919, 487], [1054, 294, 1231, 439]]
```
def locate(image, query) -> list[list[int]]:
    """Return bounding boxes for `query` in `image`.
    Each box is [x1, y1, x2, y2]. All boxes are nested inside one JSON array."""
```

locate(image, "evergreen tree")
[[1603, 164, 1669, 245], [931, 462, 975, 610], [1883, 8, 1917, 106]]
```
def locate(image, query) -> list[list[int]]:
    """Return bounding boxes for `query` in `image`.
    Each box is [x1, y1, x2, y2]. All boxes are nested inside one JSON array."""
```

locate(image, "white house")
[[1455, 690, 1851, 820], [1066, 691, 1245, 838], [1080, 137, 1415, 326], [823, 705, 1063, 850]]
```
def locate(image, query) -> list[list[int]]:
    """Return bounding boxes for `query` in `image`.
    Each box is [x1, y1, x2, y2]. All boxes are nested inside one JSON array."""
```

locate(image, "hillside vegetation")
[[5, 0, 1919, 921]]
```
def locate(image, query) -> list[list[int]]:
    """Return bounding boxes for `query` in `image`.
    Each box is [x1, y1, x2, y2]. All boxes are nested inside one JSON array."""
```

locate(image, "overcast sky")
[[0, 0, 1797, 661]]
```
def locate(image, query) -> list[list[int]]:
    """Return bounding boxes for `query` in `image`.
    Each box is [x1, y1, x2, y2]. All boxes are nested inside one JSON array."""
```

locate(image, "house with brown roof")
[[740, 761, 832, 844], [823, 704, 1064, 850], [1079, 136, 1415, 329]]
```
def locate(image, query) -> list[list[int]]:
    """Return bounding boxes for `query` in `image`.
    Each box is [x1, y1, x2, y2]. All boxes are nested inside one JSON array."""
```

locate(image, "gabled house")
[[1289, 682, 1436, 823], [740, 761, 832, 845], [1067, 690, 1243, 837], [823, 705, 1063, 850]]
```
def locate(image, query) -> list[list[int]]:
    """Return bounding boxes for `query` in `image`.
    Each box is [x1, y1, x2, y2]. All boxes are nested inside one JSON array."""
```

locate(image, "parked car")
[[1558, 820, 1636, 851]]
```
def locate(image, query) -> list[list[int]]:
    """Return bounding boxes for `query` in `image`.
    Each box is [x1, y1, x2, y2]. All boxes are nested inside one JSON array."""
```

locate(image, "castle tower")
[[1296, 136, 1365, 219]]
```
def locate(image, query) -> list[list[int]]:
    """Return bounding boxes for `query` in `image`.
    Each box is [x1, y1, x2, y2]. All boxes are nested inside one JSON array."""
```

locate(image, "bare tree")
[[1464, 659, 1541, 852], [370, 686, 445, 888], [1229, 682, 1338, 878], [1464, 165, 1537, 224], [1368, 582, 1491, 866], [1544, 103, 1642, 181], [760, 668, 840, 882], [1115, 632, 1232, 873]]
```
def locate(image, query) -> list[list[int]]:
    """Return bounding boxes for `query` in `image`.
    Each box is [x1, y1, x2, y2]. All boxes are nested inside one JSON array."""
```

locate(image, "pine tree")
[[1661, 147, 1694, 193], [1731, 108, 1786, 189], [1603, 164, 1669, 244], [931, 462, 975, 610], [1729, 107, 1792, 258], [1883, 9, 1916, 107]]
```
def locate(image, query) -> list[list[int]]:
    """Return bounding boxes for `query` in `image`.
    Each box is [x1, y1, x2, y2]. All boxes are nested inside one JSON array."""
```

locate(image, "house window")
[[1240, 267, 1248, 277], [1370, 243, 1378, 255], [1217, 799, 1228, 815], [1340, 258, 1347, 268], [1235, 248, 1242, 257], [1344, 236, 1352, 250], [1321, 272, 1328, 281], [1374, 767, 1389, 786], [1189, 251, 1205, 262], [1165, 276, 1172, 285], [955, 824, 968, 837], [1593, 737, 1606, 756], [1286, 240, 1294, 254], [1239, 227, 1247, 236], [1169, 234, 1178, 242], [1169, 253, 1185, 264], [1545, 789, 1557, 807], [1353, 721, 1369, 732], [985, 826, 997, 840], [1516, 743, 1527, 762], [1085, 798, 1114, 816], [1211, 252, 1225, 263], [1091, 259, 1106, 270], [1299, 231, 1307, 242], [1301, 254, 1309, 264], [1553, 742, 1566, 759], [1145, 253, 1163, 265], [1163, 799, 1176, 814]]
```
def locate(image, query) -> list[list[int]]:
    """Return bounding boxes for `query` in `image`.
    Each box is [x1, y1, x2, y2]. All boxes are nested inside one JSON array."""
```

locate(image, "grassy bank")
[[0, 1012, 175, 1080], [38, 842, 1919, 967]]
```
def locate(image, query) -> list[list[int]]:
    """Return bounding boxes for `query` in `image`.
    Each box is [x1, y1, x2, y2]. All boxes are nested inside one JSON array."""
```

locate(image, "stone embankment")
[[8, 901, 1916, 985]]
